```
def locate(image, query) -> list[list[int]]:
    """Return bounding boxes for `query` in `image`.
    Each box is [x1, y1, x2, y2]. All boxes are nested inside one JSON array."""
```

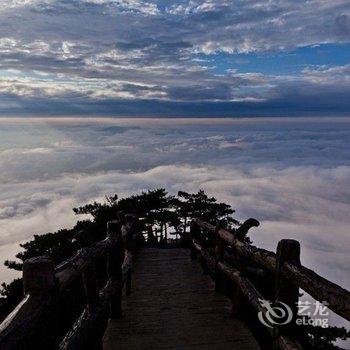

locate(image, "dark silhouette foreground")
[[0, 189, 349, 350]]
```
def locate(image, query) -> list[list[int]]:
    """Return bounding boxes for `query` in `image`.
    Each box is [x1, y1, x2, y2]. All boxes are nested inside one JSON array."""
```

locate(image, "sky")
[[0, 0, 350, 116]]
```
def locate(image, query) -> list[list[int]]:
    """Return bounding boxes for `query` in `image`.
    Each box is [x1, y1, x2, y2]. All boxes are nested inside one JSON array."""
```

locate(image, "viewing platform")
[[103, 248, 259, 350]]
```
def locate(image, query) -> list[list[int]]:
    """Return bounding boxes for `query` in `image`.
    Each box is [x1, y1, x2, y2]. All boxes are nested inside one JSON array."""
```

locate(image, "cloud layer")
[[1, 118, 350, 292]]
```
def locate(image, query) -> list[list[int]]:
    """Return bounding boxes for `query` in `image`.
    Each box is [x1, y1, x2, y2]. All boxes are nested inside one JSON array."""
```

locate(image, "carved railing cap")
[[23, 256, 55, 294]]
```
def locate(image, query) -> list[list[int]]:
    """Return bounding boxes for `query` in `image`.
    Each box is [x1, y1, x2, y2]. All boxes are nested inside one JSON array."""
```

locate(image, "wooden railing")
[[190, 218, 350, 350], [0, 215, 138, 350], [1, 215, 349, 350]]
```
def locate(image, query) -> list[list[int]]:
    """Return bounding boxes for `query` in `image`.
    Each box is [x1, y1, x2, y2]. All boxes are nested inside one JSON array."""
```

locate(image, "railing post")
[[23, 256, 57, 349], [231, 289, 245, 317], [75, 231, 99, 312], [190, 221, 199, 260], [107, 220, 124, 319], [23, 256, 55, 294], [215, 221, 225, 293], [123, 216, 136, 296], [274, 239, 300, 348], [126, 269, 132, 296], [230, 255, 248, 317]]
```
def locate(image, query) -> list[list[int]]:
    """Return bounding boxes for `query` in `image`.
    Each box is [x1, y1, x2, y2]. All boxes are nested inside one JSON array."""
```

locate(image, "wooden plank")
[[103, 248, 260, 350]]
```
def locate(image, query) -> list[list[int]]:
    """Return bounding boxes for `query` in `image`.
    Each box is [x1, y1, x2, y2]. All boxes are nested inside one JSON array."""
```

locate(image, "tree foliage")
[[0, 189, 237, 322]]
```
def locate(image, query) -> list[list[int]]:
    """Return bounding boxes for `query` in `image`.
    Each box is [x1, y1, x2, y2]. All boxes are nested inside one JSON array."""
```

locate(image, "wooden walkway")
[[103, 248, 260, 350]]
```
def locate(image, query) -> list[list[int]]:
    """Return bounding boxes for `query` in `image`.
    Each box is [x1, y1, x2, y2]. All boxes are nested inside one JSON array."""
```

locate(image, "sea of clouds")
[[1, 117, 350, 286], [1, 117, 350, 341]]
